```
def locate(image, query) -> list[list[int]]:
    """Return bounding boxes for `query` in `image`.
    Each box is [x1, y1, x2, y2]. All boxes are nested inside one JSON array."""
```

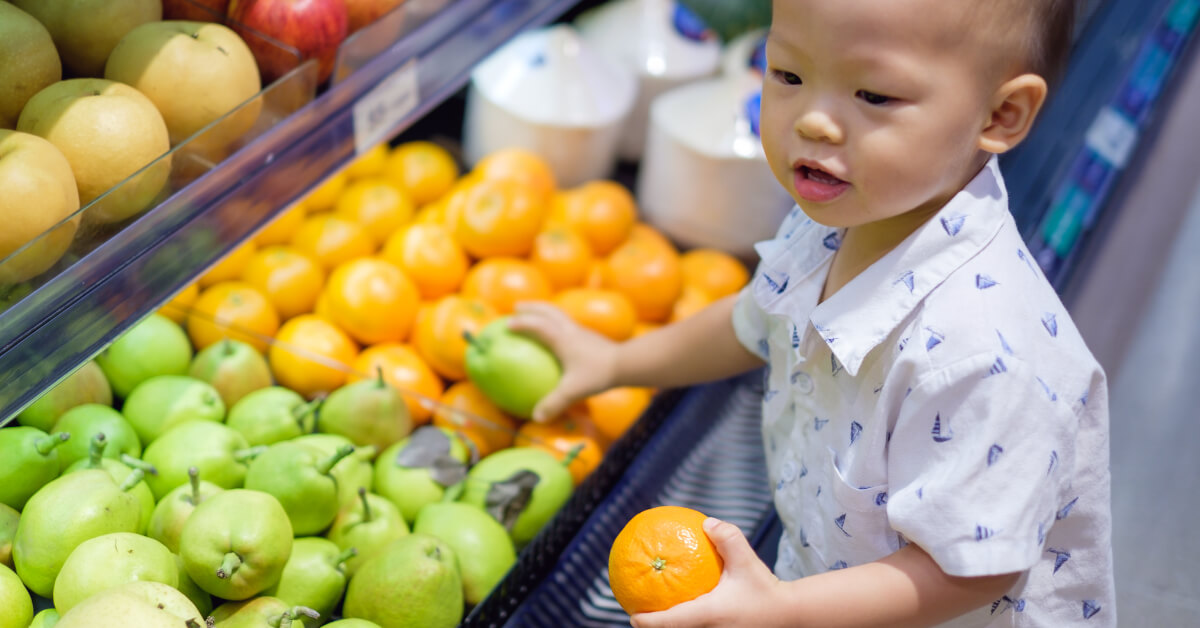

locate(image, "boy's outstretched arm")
[[509, 294, 765, 422], [633, 518, 1021, 628]]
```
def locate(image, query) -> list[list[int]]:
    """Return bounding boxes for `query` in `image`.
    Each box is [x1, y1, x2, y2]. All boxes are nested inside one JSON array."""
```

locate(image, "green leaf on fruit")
[[485, 470, 541, 531]]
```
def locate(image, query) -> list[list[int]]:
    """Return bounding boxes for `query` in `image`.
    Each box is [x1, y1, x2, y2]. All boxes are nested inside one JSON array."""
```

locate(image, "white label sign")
[[1085, 106, 1138, 169], [353, 58, 419, 155]]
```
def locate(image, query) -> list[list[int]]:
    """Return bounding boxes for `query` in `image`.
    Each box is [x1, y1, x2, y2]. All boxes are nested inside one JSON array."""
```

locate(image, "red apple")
[[344, 0, 405, 33], [163, 0, 229, 21], [227, 0, 348, 84]]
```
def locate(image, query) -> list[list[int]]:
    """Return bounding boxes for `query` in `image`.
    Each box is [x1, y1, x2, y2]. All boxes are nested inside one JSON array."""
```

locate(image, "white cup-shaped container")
[[463, 25, 636, 188], [637, 76, 794, 259], [721, 28, 768, 79], [576, 0, 721, 161]]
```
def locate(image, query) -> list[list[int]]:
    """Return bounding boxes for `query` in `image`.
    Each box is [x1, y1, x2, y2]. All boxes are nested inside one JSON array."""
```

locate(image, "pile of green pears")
[[0, 313, 578, 628]]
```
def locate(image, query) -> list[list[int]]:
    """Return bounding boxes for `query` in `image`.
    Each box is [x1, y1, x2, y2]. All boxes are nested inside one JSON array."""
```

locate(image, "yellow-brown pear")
[[0, 3, 61, 130], [0, 130, 80, 283]]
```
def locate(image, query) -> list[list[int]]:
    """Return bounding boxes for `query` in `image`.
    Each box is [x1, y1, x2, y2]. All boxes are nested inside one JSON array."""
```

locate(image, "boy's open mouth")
[[793, 165, 850, 203]]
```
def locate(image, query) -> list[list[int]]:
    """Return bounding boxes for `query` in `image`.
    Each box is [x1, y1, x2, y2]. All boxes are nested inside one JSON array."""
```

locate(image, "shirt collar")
[[751, 155, 1010, 376]]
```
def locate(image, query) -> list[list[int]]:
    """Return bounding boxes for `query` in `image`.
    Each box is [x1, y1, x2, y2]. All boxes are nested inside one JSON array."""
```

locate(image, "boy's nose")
[[795, 109, 844, 144]]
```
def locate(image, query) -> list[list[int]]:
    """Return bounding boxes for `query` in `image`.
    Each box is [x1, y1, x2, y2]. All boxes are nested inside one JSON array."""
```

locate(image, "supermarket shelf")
[[0, 0, 580, 425]]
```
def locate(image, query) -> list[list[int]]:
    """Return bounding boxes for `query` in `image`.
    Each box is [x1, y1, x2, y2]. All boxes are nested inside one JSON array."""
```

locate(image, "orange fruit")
[[454, 178, 547, 259], [241, 246, 327, 320], [515, 416, 605, 485], [158, 282, 199, 323], [344, 143, 389, 179], [380, 223, 469, 300], [461, 258, 552, 314], [552, 288, 637, 341], [270, 314, 359, 398], [679, 249, 750, 300], [350, 343, 443, 424], [198, 240, 257, 287], [334, 178, 416, 245], [668, 285, 714, 324], [384, 141, 460, 206], [632, 322, 660, 338], [581, 259, 606, 290], [529, 225, 594, 290], [254, 202, 308, 246], [473, 147, 556, 204], [304, 171, 348, 212], [603, 225, 683, 322], [433, 381, 517, 457], [323, 258, 420, 345], [187, 281, 281, 352], [608, 506, 723, 614], [587, 387, 653, 441], [411, 295, 498, 381], [290, 214, 376, 270], [553, 181, 637, 255]]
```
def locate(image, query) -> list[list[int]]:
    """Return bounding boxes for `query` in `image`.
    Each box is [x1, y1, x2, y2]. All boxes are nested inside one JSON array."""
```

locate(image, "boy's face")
[[761, 0, 1010, 228]]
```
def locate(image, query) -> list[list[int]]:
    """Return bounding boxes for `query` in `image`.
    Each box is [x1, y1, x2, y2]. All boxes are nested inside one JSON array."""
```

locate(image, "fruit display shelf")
[[0, 0, 583, 427]]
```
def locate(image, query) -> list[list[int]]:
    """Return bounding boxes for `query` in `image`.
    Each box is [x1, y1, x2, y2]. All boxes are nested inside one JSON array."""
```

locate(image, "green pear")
[[96, 314, 193, 398], [415, 501, 516, 605], [16, 360, 112, 432], [53, 532, 178, 614], [342, 534, 462, 628], [374, 426, 470, 524], [244, 442, 356, 536], [189, 339, 274, 408], [142, 421, 261, 500], [264, 537, 355, 621], [210, 597, 319, 628], [459, 447, 573, 547], [318, 369, 412, 452], [0, 563, 32, 628], [28, 609, 59, 628], [227, 387, 320, 447], [325, 620, 380, 628], [0, 427, 69, 510], [294, 434, 376, 508], [122, 375, 226, 444], [148, 467, 224, 552], [464, 318, 561, 419], [0, 503, 17, 569], [63, 433, 157, 532], [326, 488, 409, 577], [13, 467, 148, 597], [179, 489, 293, 600], [52, 404, 141, 471], [54, 580, 203, 628], [175, 553, 213, 617]]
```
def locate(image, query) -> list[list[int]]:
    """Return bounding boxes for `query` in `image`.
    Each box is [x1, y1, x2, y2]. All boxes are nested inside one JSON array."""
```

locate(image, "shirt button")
[[791, 370, 814, 394]]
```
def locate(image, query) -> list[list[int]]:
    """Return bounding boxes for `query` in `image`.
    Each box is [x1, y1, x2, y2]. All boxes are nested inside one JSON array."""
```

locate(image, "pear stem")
[[291, 398, 323, 427], [216, 552, 242, 579], [269, 615, 289, 628], [121, 454, 158, 476], [85, 433, 109, 468], [562, 443, 584, 468], [187, 466, 202, 505], [222, 338, 235, 356], [375, 366, 386, 388], [233, 445, 269, 463], [291, 607, 321, 621], [119, 468, 146, 492], [34, 432, 70, 456], [462, 330, 478, 346], [317, 445, 355, 476], [357, 487, 372, 523], [335, 547, 357, 568]]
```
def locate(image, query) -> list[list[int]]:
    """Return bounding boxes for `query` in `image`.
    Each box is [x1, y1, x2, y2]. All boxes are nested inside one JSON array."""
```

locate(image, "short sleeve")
[[885, 354, 1076, 577], [732, 284, 769, 360]]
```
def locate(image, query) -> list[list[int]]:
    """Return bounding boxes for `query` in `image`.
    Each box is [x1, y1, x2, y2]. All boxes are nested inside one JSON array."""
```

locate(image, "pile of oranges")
[[159, 142, 750, 485]]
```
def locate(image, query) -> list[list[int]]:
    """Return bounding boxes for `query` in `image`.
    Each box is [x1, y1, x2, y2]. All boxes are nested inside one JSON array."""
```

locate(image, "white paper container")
[[721, 28, 768, 79]]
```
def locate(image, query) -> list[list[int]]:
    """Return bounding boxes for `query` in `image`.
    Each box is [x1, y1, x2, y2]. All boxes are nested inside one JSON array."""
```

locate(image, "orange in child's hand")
[[290, 214, 376, 270], [240, 246, 326, 320], [514, 415, 605, 485], [334, 178, 416, 245], [433, 381, 517, 457], [254, 202, 308, 246], [198, 240, 256, 287], [552, 288, 637, 342], [679, 249, 750, 300], [553, 181, 637, 255], [350, 343, 443, 424], [323, 258, 420, 345], [530, 225, 594, 290], [608, 506, 723, 615], [158, 282, 199, 324], [454, 178, 547, 259], [461, 258, 552, 314], [602, 224, 682, 323], [587, 387, 654, 441], [411, 295, 498, 381], [380, 223, 469, 300], [270, 314, 359, 398], [187, 281, 280, 352], [385, 141, 460, 206]]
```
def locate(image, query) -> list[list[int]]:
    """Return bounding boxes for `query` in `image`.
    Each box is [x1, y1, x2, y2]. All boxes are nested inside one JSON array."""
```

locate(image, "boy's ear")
[[978, 74, 1048, 154]]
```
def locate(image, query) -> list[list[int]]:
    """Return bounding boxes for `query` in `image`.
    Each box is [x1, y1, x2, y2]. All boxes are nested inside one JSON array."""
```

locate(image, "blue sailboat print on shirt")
[[985, 357, 1007, 377], [941, 214, 966, 236], [1042, 312, 1059, 337], [834, 514, 851, 536], [895, 270, 916, 293], [1057, 497, 1079, 520], [926, 327, 945, 351], [762, 271, 789, 294], [823, 231, 842, 250], [831, 354, 843, 376], [829, 560, 848, 570], [976, 274, 999, 289], [1082, 600, 1102, 619], [974, 525, 999, 541], [997, 329, 1014, 355], [932, 413, 953, 442], [814, 416, 829, 431], [1046, 548, 1071, 573], [987, 444, 1004, 466], [849, 421, 863, 445], [1048, 450, 1059, 475]]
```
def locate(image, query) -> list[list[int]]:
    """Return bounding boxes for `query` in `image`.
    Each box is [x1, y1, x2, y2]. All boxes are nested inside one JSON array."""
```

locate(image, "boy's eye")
[[856, 90, 892, 105], [771, 69, 802, 85]]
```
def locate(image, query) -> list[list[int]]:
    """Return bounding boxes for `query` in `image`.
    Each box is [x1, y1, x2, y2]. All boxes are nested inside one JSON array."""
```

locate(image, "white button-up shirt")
[[732, 157, 1116, 626]]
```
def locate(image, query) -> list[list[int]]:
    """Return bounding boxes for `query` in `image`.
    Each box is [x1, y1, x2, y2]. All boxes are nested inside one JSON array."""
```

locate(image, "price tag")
[[353, 58, 419, 155], [1084, 106, 1138, 169]]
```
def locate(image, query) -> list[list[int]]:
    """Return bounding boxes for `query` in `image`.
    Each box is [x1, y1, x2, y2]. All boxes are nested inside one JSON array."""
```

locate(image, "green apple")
[[244, 442, 356, 536], [0, 563, 32, 628], [460, 446, 573, 547], [264, 537, 355, 621], [188, 339, 274, 408], [122, 375, 225, 444], [374, 426, 470, 524], [326, 488, 409, 577], [342, 534, 462, 628], [54, 580, 202, 628], [142, 421, 256, 500], [28, 609, 59, 628], [318, 371, 412, 452], [51, 404, 141, 471], [96, 314, 192, 398], [179, 489, 293, 600], [147, 467, 224, 552], [464, 317, 561, 419], [0, 503, 17, 569], [0, 426, 69, 510], [53, 532, 177, 614], [226, 386, 319, 447], [415, 501, 516, 605], [16, 360, 111, 432]]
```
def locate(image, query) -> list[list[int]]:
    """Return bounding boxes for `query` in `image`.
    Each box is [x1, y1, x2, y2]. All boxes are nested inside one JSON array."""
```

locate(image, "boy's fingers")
[[703, 518, 757, 571]]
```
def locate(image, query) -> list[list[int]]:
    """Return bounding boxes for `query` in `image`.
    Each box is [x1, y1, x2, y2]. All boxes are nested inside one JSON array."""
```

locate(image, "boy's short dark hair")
[[1029, 0, 1077, 85]]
